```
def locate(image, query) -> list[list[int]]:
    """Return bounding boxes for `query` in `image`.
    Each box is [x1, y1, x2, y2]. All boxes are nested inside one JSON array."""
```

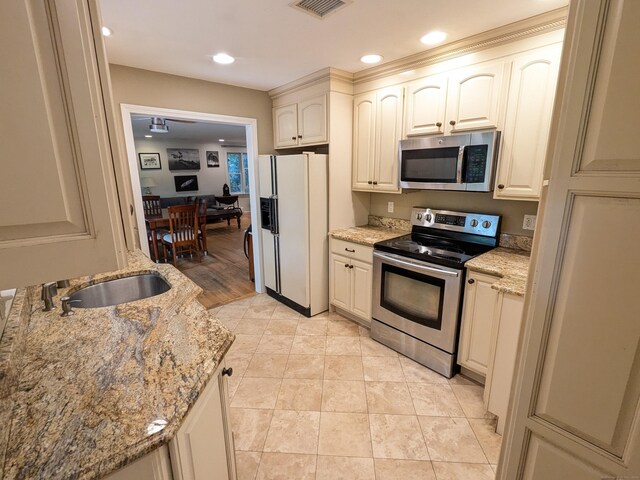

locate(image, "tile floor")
[[211, 294, 502, 480]]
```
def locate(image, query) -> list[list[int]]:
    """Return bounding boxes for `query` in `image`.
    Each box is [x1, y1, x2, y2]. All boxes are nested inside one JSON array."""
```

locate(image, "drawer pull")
[[468, 279, 475, 284], [345, 248, 355, 253], [222, 367, 233, 377]]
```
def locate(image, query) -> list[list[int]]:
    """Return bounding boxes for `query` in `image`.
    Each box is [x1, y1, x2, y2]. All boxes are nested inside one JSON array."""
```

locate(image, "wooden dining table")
[[145, 208, 208, 262]]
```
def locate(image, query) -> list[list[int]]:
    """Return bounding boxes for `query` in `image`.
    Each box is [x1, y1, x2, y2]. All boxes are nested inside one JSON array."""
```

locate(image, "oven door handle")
[[374, 251, 460, 277]]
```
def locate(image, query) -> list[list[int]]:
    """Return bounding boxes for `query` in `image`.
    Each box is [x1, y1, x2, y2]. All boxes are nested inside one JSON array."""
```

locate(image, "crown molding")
[[353, 6, 568, 85], [269, 67, 354, 99]]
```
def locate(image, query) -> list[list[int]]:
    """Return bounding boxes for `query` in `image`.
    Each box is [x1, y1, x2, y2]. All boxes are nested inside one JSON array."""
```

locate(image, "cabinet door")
[[404, 74, 448, 136], [350, 258, 373, 324], [352, 92, 376, 190], [494, 44, 562, 201], [0, 0, 126, 290], [105, 446, 173, 480], [298, 94, 327, 145], [373, 86, 403, 192], [329, 254, 351, 311], [273, 103, 299, 148], [457, 271, 500, 376], [446, 61, 508, 134], [170, 362, 236, 480]]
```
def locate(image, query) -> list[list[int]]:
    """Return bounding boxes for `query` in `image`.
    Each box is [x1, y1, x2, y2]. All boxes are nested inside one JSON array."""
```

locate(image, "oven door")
[[372, 251, 463, 354]]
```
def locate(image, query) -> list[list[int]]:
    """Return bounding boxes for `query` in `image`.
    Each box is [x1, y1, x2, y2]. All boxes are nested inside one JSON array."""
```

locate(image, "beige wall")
[[369, 191, 539, 236]]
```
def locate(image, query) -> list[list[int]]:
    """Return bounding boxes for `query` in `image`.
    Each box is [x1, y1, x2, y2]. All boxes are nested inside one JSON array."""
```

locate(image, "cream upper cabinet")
[[0, 0, 126, 290], [457, 270, 501, 377], [352, 86, 403, 193], [494, 43, 562, 201], [273, 94, 327, 148], [404, 74, 448, 136], [446, 60, 509, 134]]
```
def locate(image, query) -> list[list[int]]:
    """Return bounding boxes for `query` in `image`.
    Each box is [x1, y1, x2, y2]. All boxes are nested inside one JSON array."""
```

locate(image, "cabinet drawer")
[[330, 238, 373, 264]]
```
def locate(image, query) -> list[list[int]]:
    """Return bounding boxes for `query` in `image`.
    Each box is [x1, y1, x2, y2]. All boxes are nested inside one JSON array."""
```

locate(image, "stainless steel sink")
[[69, 273, 171, 308]]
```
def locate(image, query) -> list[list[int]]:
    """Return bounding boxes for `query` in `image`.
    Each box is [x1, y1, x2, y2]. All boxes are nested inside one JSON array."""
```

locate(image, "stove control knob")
[[425, 214, 432, 222], [470, 219, 479, 227], [416, 213, 423, 220], [482, 220, 492, 229]]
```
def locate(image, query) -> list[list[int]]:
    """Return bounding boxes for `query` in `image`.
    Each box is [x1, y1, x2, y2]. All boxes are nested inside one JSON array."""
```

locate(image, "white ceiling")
[[131, 115, 247, 145], [100, 0, 568, 92]]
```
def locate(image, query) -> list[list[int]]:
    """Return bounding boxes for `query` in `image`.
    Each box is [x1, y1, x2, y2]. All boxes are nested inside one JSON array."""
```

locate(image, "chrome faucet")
[[41, 282, 58, 312]]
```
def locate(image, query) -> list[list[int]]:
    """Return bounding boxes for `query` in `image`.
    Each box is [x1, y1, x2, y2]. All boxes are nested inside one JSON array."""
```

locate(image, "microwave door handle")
[[456, 146, 465, 183]]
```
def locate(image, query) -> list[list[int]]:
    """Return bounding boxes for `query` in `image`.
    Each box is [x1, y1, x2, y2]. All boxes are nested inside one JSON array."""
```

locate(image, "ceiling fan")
[[133, 116, 196, 133]]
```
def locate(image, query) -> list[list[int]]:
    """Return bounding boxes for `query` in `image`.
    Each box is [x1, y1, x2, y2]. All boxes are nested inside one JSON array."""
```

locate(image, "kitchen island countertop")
[[0, 250, 234, 479], [329, 225, 409, 247], [465, 247, 531, 296]]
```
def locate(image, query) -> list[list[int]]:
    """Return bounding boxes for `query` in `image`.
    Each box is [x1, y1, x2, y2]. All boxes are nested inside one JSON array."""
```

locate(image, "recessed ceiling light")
[[145, 135, 152, 138], [101, 26, 112, 37], [360, 54, 383, 64], [213, 53, 235, 65], [219, 139, 225, 142], [420, 31, 447, 45]]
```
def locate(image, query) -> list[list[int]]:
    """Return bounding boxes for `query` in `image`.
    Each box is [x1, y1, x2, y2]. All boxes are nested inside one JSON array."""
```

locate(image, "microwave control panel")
[[463, 145, 488, 183]]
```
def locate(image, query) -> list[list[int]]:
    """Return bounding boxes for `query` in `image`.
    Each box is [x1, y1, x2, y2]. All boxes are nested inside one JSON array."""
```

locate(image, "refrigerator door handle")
[[269, 197, 279, 235], [274, 235, 281, 294]]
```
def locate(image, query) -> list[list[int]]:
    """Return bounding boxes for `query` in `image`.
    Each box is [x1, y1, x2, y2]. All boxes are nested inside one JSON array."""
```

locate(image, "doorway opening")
[[120, 104, 264, 308]]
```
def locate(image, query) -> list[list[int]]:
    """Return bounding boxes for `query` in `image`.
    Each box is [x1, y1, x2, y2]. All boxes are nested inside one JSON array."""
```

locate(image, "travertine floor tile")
[[234, 318, 271, 335], [296, 319, 328, 336], [450, 384, 488, 418], [255, 334, 294, 354], [231, 378, 282, 409], [327, 318, 360, 336], [447, 374, 481, 386], [284, 354, 325, 379], [418, 416, 487, 463], [223, 353, 252, 378], [360, 336, 398, 357], [217, 304, 249, 318], [290, 335, 326, 355], [321, 380, 367, 413], [326, 336, 362, 355], [469, 418, 502, 464], [263, 410, 320, 454], [251, 295, 279, 306], [408, 383, 465, 417], [276, 379, 323, 411], [244, 354, 289, 378], [431, 462, 495, 480], [265, 317, 299, 335], [324, 355, 364, 380], [244, 304, 277, 319], [365, 381, 415, 415], [228, 334, 262, 355], [235, 451, 261, 480], [231, 408, 273, 451], [218, 317, 240, 331], [369, 414, 429, 460], [399, 357, 449, 383], [374, 458, 436, 480], [272, 305, 303, 319], [255, 452, 316, 480], [318, 412, 372, 457], [362, 356, 404, 382], [316, 456, 375, 480]]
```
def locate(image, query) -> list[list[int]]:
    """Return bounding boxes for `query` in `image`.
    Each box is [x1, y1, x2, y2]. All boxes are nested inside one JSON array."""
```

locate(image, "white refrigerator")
[[258, 153, 328, 316]]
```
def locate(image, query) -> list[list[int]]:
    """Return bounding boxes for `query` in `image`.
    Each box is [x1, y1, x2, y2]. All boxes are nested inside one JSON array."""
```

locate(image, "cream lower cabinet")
[[329, 238, 373, 325], [457, 271, 501, 377], [107, 361, 236, 480], [494, 43, 562, 201], [273, 94, 327, 148], [0, 0, 127, 290], [352, 86, 403, 193]]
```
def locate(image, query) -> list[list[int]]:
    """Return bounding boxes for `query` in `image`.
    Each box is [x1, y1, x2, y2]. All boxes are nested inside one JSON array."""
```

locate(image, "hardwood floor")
[[175, 212, 257, 309]]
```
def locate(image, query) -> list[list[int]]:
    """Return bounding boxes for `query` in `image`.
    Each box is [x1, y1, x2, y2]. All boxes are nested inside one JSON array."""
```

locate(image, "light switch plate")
[[387, 201, 394, 213], [523, 214, 537, 230]]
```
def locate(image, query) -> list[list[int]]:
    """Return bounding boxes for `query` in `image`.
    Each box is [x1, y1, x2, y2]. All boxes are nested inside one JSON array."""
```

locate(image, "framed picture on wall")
[[167, 148, 200, 170], [138, 152, 161, 170], [206, 150, 219, 168], [174, 175, 199, 192]]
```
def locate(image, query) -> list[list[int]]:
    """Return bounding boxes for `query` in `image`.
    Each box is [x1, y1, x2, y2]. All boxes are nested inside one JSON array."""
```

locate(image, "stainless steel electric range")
[[371, 207, 501, 378]]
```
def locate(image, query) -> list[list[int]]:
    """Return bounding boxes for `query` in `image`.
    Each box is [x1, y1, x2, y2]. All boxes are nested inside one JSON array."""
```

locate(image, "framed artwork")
[[138, 152, 161, 170], [206, 150, 220, 168], [174, 175, 199, 192], [167, 148, 200, 170]]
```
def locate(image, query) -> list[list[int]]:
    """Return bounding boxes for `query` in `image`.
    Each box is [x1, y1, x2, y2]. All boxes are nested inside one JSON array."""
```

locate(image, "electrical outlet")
[[387, 201, 394, 213], [523, 214, 537, 230]]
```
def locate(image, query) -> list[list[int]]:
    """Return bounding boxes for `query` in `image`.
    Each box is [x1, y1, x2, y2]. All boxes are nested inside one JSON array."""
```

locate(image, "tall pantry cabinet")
[[0, 0, 128, 290]]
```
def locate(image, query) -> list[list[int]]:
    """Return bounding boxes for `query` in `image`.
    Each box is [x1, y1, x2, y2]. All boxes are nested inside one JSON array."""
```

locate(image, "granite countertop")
[[0, 250, 234, 479], [329, 225, 408, 246], [465, 247, 531, 296]]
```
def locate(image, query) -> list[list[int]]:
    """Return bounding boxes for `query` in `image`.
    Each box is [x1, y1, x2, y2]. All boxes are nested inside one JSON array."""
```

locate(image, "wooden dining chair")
[[161, 204, 200, 266], [142, 195, 162, 218], [194, 198, 209, 255]]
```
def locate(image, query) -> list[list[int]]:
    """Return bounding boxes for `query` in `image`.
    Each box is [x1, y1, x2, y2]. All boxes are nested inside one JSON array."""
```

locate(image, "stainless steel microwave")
[[399, 131, 500, 191]]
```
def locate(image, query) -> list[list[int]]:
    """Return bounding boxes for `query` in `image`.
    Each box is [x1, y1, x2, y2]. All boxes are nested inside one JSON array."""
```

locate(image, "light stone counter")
[[0, 250, 234, 479], [329, 225, 408, 247], [465, 247, 531, 296]]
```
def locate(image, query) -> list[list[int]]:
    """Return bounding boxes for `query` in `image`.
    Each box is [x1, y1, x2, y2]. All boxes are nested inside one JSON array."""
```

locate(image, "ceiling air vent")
[[291, 0, 352, 19]]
